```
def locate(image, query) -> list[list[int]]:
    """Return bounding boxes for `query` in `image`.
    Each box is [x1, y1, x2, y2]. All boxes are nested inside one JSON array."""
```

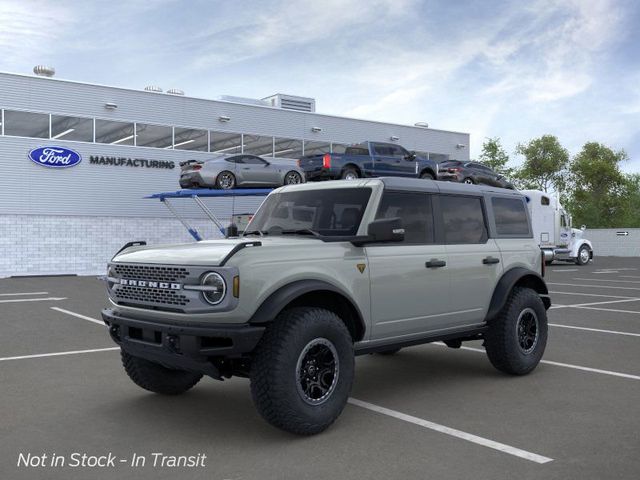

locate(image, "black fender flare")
[[249, 279, 366, 339], [485, 267, 550, 321]]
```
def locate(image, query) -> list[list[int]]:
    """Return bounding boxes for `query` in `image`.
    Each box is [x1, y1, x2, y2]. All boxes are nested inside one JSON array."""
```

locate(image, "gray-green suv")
[[102, 178, 551, 435]]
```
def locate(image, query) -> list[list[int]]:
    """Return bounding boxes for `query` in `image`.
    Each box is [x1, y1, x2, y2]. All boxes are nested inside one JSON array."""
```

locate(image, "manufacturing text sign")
[[28, 146, 82, 168]]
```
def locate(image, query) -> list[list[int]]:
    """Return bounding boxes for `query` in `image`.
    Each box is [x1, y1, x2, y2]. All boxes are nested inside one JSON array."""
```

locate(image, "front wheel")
[[216, 171, 236, 189], [576, 245, 591, 265], [121, 350, 202, 395], [250, 307, 354, 435], [284, 171, 303, 185], [484, 287, 547, 375], [420, 171, 435, 180]]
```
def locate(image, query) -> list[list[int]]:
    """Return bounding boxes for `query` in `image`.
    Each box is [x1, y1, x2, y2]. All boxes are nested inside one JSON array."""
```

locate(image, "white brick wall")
[[0, 215, 226, 278], [584, 228, 640, 257]]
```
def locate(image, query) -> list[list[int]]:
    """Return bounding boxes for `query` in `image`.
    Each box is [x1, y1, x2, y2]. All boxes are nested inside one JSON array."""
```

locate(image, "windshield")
[[244, 188, 372, 237]]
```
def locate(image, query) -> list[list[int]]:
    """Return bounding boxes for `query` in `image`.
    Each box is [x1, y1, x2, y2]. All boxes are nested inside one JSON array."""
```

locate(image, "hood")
[[571, 228, 584, 240], [112, 236, 321, 266]]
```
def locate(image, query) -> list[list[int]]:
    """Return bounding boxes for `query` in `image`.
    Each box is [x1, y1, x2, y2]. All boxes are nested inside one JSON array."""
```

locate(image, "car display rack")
[[146, 188, 273, 241]]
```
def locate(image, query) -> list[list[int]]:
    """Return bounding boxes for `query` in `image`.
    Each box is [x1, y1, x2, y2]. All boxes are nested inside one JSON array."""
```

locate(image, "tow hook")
[[166, 334, 180, 353]]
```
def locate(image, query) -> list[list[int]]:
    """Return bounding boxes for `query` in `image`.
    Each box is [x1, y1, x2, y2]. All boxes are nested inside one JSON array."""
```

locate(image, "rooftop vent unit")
[[33, 65, 55, 77], [167, 88, 184, 96], [219, 95, 270, 107], [144, 85, 163, 93], [262, 94, 316, 112]]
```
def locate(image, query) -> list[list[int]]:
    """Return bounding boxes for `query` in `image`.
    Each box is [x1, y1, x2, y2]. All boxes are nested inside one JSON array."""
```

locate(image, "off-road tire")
[[250, 307, 355, 435], [576, 245, 590, 265], [377, 347, 402, 355], [121, 350, 202, 395], [484, 287, 547, 375], [341, 167, 359, 180], [420, 171, 435, 180]]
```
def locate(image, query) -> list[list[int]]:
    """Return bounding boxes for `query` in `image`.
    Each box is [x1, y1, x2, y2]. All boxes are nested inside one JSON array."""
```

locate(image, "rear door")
[[371, 143, 397, 177], [366, 190, 451, 340], [438, 194, 502, 326]]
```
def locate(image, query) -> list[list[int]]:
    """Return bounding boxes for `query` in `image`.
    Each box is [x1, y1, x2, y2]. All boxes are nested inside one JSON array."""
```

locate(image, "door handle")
[[482, 256, 500, 265], [426, 259, 446, 268]]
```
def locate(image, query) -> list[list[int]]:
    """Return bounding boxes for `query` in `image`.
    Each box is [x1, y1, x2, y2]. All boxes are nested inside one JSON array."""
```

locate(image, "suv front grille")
[[113, 265, 189, 283], [115, 285, 190, 307]]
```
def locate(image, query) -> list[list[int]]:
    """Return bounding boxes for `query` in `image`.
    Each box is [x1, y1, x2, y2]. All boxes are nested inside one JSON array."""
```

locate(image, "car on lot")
[[179, 154, 305, 189], [102, 178, 550, 435], [298, 141, 438, 181], [438, 160, 515, 189]]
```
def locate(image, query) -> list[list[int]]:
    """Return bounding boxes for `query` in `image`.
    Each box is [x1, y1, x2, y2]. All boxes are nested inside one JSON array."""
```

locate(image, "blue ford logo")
[[28, 146, 82, 168]]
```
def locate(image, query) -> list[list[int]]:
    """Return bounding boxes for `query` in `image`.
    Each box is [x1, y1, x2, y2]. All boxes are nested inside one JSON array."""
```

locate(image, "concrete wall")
[[584, 228, 640, 257]]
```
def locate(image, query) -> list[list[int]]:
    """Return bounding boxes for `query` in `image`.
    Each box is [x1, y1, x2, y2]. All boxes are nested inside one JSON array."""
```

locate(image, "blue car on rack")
[[297, 141, 438, 182]]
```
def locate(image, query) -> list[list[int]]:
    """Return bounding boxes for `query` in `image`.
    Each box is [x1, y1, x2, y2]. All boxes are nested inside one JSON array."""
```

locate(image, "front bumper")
[[102, 308, 265, 378]]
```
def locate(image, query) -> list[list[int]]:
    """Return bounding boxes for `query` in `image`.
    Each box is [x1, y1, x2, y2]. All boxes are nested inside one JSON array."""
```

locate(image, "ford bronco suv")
[[102, 178, 551, 435]]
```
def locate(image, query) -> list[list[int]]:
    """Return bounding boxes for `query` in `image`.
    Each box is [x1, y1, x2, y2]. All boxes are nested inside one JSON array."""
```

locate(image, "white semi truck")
[[521, 190, 593, 265]]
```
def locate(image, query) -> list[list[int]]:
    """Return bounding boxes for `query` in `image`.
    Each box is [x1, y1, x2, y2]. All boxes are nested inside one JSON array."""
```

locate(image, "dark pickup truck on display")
[[298, 141, 438, 181]]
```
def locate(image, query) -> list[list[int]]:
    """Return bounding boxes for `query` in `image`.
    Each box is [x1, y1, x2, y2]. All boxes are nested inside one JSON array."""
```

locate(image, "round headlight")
[[201, 272, 226, 305]]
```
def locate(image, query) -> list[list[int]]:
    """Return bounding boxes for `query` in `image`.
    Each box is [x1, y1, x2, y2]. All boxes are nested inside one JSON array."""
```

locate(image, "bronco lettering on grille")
[[119, 279, 182, 290]]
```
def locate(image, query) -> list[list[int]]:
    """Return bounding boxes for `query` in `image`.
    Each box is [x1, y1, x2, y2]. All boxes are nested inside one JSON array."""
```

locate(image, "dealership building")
[[0, 69, 470, 278]]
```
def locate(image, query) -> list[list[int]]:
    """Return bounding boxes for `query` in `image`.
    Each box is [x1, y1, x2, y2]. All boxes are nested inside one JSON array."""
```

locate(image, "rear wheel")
[[250, 307, 354, 435], [341, 167, 359, 180], [484, 287, 547, 375], [284, 171, 303, 185], [576, 245, 591, 265], [463, 177, 475, 185], [216, 171, 236, 189], [121, 350, 202, 395]]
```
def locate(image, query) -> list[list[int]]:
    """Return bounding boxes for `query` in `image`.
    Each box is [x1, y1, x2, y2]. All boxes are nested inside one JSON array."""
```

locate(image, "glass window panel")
[[210, 131, 243, 154], [376, 192, 434, 244], [4, 110, 49, 138], [95, 119, 135, 145], [244, 134, 274, 156], [331, 143, 348, 154], [440, 195, 488, 244], [173, 127, 208, 151], [135, 123, 172, 148], [273, 137, 303, 158], [303, 140, 331, 156], [51, 115, 93, 142], [492, 197, 530, 236]]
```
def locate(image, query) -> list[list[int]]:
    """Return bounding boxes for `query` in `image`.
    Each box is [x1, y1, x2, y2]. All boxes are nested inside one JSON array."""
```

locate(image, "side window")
[[373, 144, 392, 156], [225, 156, 243, 164], [440, 195, 488, 244], [492, 197, 531, 236], [541, 196, 550, 206], [375, 191, 434, 244], [389, 145, 407, 158]]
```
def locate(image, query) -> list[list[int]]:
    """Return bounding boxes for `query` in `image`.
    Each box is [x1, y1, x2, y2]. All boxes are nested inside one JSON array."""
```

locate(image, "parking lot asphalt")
[[1, 257, 639, 480]]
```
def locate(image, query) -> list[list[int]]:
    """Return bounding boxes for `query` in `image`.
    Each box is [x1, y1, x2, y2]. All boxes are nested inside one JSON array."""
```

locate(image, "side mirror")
[[581, 225, 586, 231], [405, 151, 417, 161], [366, 217, 405, 243], [225, 223, 239, 238]]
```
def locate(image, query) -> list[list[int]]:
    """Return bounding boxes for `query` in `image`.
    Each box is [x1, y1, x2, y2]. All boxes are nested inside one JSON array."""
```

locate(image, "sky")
[[1, 0, 639, 171]]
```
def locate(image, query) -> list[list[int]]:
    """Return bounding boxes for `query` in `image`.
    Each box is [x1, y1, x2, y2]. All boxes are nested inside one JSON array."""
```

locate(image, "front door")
[[366, 190, 452, 340]]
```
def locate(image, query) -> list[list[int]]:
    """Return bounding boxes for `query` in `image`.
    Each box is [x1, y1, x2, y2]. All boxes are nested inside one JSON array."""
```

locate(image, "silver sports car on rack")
[[179, 154, 305, 189]]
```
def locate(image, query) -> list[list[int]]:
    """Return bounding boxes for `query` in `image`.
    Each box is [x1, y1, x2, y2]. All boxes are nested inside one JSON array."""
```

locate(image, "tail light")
[[296, 159, 301, 167], [191, 164, 202, 171], [447, 167, 461, 173], [322, 153, 331, 169]]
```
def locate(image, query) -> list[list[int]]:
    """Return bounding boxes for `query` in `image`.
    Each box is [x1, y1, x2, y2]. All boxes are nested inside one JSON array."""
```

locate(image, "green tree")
[[514, 135, 569, 192], [566, 142, 635, 228], [478, 137, 513, 177]]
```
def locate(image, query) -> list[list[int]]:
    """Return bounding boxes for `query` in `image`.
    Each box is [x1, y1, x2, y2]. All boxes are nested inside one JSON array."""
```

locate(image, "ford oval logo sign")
[[28, 146, 82, 168]]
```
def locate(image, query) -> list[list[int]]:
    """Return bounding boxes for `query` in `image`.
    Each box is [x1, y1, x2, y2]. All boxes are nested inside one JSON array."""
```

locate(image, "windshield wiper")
[[243, 230, 267, 237], [280, 229, 322, 238]]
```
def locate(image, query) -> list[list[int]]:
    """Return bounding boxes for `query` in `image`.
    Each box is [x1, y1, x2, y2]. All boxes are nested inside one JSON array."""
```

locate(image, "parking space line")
[[550, 269, 578, 272], [0, 297, 67, 304], [573, 278, 640, 284], [440, 344, 640, 381], [549, 291, 637, 299], [0, 292, 49, 296], [547, 282, 640, 291], [572, 306, 640, 315], [51, 307, 105, 326], [549, 323, 640, 337], [348, 398, 553, 464], [0, 347, 119, 362], [550, 298, 640, 310], [620, 275, 640, 279]]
